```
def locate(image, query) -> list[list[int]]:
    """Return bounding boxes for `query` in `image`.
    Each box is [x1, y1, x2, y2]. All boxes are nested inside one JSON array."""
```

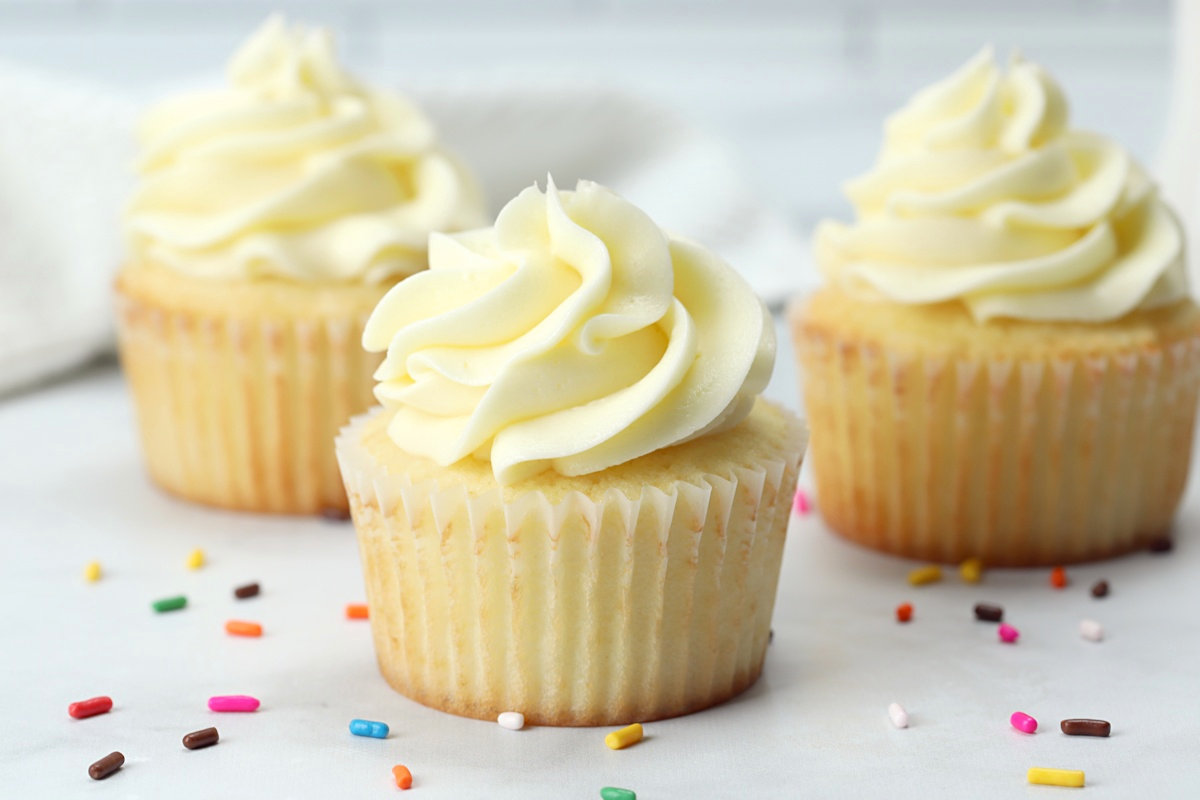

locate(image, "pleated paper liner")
[[793, 303, 1200, 566], [114, 267, 389, 514], [336, 401, 806, 726]]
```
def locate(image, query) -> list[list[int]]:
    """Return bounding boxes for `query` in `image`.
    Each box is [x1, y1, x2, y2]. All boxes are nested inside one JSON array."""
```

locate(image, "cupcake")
[[790, 48, 1200, 566], [337, 178, 805, 725], [116, 16, 486, 514]]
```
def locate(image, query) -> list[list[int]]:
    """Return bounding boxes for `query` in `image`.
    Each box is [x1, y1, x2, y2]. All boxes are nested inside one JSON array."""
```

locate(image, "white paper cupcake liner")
[[336, 404, 805, 725]]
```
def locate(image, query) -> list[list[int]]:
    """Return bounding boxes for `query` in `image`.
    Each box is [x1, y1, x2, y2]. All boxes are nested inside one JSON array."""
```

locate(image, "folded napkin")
[[0, 66, 807, 396]]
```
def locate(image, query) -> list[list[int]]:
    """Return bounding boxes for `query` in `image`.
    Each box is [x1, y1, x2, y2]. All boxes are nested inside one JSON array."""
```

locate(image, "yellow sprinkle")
[[186, 549, 206, 570], [907, 565, 942, 586], [1027, 767, 1085, 788], [84, 561, 102, 582], [959, 557, 984, 584], [604, 723, 643, 750]]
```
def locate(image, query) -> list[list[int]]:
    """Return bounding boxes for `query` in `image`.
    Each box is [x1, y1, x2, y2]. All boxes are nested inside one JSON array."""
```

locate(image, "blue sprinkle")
[[349, 718, 389, 739]]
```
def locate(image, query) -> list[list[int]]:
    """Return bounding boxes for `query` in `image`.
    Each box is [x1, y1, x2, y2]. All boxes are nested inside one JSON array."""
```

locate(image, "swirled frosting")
[[815, 47, 1189, 322], [363, 178, 775, 484], [125, 15, 486, 283]]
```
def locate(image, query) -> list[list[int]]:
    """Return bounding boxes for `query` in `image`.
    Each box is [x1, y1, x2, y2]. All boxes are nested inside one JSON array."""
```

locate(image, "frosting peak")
[[125, 15, 486, 284], [817, 47, 1189, 322], [363, 178, 775, 484]]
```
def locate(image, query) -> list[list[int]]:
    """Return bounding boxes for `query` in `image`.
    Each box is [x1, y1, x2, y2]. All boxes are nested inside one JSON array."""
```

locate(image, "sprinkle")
[[1148, 536, 1173, 553], [321, 507, 351, 522], [234, 582, 260, 599], [152, 595, 187, 613], [974, 603, 1003, 623], [84, 561, 102, 582], [1090, 580, 1109, 598], [208, 695, 260, 713], [69, 696, 113, 719], [959, 557, 984, 583], [601, 788, 637, 800], [88, 751, 124, 781], [393, 764, 413, 790], [186, 548, 205, 570], [887, 702, 908, 729], [998, 623, 1019, 644], [792, 488, 811, 515], [1050, 566, 1067, 589], [895, 603, 913, 623], [1080, 619, 1104, 642], [182, 727, 219, 750], [1027, 767, 1085, 788], [605, 723, 643, 750], [1060, 718, 1110, 737], [907, 565, 942, 586], [346, 603, 369, 620], [497, 711, 525, 730], [225, 620, 263, 637], [1010, 711, 1038, 734], [349, 718, 389, 738]]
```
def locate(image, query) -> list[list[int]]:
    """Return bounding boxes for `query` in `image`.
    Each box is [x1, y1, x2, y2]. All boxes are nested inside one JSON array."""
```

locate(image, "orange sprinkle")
[[225, 620, 263, 637], [895, 603, 913, 623], [392, 764, 413, 790], [1050, 566, 1068, 589], [346, 603, 369, 620]]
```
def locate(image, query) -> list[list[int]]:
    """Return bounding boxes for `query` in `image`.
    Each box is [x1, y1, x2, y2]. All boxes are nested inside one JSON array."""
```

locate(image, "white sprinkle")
[[497, 711, 525, 730], [888, 702, 909, 729], [1080, 619, 1104, 642]]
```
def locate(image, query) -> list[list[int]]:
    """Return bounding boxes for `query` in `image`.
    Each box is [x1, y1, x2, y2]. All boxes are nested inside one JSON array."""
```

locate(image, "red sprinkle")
[[895, 603, 913, 623], [1050, 566, 1068, 589], [69, 696, 113, 719], [346, 603, 369, 620], [793, 489, 811, 516]]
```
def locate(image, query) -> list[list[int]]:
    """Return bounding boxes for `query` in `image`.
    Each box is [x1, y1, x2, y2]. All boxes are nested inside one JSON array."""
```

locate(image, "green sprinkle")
[[600, 788, 636, 800], [152, 595, 187, 613]]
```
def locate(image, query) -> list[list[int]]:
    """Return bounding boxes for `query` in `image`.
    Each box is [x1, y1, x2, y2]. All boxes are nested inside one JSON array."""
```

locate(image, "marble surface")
[[3, 319, 1199, 797]]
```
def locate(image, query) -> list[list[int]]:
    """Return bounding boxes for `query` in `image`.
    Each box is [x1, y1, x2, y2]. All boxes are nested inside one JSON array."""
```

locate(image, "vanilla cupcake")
[[116, 16, 486, 514], [791, 48, 1200, 566], [337, 178, 805, 725]]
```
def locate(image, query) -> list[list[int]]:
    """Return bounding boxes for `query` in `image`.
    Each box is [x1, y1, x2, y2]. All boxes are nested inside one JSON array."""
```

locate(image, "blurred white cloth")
[[0, 66, 809, 396], [0, 62, 136, 395]]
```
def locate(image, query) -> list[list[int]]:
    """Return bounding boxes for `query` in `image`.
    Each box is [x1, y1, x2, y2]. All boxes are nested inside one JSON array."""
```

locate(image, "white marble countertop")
[[3, 318, 1199, 797]]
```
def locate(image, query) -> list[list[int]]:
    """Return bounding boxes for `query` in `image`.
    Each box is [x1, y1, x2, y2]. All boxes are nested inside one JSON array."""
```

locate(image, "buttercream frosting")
[[125, 15, 486, 283], [363, 178, 775, 484], [815, 47, 1189, 322]]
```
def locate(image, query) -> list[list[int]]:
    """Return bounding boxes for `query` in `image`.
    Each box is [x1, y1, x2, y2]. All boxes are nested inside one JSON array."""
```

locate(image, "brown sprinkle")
[[1060, 718, 1111, 737], [973, 603, 1003, 623], [1148, 537, 1174, 553], [88, 751, 124, 780], [1091, 580, 1109, 598], [234, 582, 260, 600], [183, 727, 220, 750], [320, 507, 351, 522]]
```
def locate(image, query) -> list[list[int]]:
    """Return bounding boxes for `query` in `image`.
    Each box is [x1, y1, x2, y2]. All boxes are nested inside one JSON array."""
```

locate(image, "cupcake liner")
[[796, 319, 1200, 565], [115, 285, 380, 514], [336, 405, 805, 726]]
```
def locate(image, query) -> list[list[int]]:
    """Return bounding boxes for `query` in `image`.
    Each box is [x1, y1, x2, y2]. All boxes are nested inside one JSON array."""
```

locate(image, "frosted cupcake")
[[790, 48, 1200, 566], [116, 16, 486, 514], [337, 178, 805, 725]]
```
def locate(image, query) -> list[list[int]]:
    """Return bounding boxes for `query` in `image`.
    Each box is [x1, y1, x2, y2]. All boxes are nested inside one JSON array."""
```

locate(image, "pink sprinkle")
[[208, 695, 260, 713], [793, 489, 811, 515], [998, 623, 1020, 644], [1010, 711, 1038, 733]]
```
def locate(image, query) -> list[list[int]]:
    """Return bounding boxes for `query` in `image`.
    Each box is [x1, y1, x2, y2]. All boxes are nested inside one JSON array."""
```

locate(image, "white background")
[[4, 1, 1200, 797], [3, 324, 1200, 798], [0, 0, 1175, 229]]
